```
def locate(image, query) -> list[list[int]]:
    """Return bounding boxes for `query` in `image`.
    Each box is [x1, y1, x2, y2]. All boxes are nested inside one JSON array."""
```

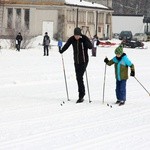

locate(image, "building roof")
[[65, 0, 111, 10], [2, 0, 64, 5], [3, 0, 113, 11], [112, 14, 144, 17]]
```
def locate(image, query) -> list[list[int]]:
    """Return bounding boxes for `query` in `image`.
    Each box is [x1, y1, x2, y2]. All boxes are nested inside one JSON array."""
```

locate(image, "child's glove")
[[130, 70, 135, 77], [104, 58, 109, 64]]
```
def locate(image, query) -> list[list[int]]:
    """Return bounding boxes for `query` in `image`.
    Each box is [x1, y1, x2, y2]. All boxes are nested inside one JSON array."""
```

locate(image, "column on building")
[[21, 8, 24, 31], [103, 12, 106, 38], [12, 8, 15, 30]]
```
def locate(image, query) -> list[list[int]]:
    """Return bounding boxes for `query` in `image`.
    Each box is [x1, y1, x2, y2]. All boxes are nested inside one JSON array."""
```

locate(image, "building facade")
[[112, 14, 145, 35], [0, 0, 113, 40]]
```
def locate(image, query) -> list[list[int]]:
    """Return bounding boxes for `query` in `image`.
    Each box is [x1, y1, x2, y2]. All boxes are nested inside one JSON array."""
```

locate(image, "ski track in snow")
[[0, 41, 150, 149], [0, 100, 150, 150]]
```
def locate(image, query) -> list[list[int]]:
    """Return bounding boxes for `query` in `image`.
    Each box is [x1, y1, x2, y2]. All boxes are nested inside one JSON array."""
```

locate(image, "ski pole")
[[102, 63, 107, 104], [85, 70, 92, 103], [134, 76, 150, 96], [61, 54, 70, 101], [81, 43, 91, 103]]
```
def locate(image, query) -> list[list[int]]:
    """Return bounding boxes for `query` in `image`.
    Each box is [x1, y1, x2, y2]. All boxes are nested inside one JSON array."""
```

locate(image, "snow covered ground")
[[0, 37, 150, 150]]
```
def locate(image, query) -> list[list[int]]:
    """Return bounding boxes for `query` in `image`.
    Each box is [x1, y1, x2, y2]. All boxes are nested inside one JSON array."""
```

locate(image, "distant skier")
[[59, 27, 93, 103], [57, 38, 63, 51], [91, 34, 99, 57], [104, 45, 135, 106], [43, 32, 50, 56], [16, 32, 23, 51]]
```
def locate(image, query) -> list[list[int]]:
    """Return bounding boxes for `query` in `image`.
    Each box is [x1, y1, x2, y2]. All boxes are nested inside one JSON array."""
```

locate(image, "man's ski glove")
[[59, 49, 63, 54], [104, 58, 109, 64], [130, 70, 135, 77]]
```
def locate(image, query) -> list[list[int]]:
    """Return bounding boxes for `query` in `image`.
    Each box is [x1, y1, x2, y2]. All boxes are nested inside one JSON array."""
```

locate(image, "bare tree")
[[112, 0, 150, 16]]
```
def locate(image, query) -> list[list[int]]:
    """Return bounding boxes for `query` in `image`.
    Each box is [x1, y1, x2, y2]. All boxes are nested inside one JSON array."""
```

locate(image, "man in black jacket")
[[59, 27, 93, 103], [16, 32, 23, 51], [43, 32, 50, 56]]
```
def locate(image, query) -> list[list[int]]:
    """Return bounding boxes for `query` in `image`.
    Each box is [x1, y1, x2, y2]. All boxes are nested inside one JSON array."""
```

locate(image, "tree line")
[[86, 0, 150, 17]]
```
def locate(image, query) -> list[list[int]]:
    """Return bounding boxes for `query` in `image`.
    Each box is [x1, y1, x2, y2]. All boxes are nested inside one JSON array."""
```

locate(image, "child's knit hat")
[[115, 45, 123, 55]]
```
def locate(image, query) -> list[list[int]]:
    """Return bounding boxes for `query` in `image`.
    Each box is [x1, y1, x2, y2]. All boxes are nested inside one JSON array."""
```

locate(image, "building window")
[[66, 10, 70, 21], [24, 9, 30, 30], [98, 13, 104, 24], [87, 12, 94, 24], [98, 27, 101, 32], [106, 13, 111, 24], [16, 9, 21, 29], [67, 10, 75, 22], [7, 8, 13, 29], [79, 11, 85, 23]]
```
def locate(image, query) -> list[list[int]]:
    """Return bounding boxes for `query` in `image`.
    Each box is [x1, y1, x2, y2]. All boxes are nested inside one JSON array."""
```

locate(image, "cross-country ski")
[[107, 103, 113, 108]]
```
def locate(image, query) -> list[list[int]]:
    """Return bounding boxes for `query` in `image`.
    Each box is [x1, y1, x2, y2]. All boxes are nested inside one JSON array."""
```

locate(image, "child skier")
[[104, 45, 135, 106], [58, 38, 63, 51]]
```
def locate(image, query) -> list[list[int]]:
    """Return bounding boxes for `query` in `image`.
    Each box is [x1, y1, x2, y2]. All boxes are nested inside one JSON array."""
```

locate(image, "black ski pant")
[[92, 47, 97, 56], [44, 45, 49, 56], [74, 62, 88, 99], [16, 41, 21, 51]]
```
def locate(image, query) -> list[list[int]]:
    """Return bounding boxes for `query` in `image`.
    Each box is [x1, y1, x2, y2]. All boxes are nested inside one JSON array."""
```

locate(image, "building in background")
[[112, 14, 145, 35], [112, 0, 150, 36], [0, 0, 113, 41]]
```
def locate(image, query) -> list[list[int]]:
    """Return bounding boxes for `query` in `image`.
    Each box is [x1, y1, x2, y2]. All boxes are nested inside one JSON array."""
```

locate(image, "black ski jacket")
[[16, 35, 23, 44], [61, 35, 92, 64]]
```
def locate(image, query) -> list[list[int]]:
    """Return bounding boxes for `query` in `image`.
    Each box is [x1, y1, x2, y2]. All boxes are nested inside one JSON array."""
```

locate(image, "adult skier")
[[59, 27, 93, 103]]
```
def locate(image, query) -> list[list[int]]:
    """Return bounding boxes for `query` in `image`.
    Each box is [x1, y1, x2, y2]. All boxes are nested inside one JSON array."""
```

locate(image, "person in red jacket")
[[59, 27, 93, 103]]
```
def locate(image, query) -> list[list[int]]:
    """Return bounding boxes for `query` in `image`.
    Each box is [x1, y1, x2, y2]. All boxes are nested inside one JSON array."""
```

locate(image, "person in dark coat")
[[59, 27, 93, 103], [16, 32, 23, 51], [92, 34, 99, 57], [43, 32, 50, 56]]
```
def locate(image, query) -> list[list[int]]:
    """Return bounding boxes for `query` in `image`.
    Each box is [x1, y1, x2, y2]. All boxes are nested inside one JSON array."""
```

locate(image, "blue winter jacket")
[[58, 40, 63, 47], [106, 53, 135, 81]]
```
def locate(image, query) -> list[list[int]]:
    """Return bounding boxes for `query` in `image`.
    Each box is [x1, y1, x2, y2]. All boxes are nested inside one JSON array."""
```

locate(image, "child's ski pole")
[[134, 76, 150, 96]]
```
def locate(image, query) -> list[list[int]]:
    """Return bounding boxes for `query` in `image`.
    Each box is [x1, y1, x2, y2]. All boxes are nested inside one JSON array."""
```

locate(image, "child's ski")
[[107, 103, 113, 108]]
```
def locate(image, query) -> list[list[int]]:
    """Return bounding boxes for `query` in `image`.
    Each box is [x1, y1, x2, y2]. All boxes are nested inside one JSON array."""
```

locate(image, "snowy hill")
[[0, 38, 150, 150]]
